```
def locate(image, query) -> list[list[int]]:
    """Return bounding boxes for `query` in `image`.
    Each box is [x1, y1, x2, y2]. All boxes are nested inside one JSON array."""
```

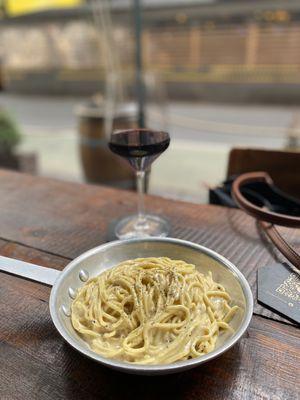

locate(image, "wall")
[[1, 20, 300, 102]]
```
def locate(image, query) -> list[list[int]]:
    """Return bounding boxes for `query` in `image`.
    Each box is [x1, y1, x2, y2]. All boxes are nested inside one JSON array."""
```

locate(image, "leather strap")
[[232, 172, 300, 228], [232, 171, 300, 270]]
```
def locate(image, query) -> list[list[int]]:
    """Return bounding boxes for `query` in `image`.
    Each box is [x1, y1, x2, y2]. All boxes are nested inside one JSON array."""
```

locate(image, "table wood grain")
[[0, 169, 299, 400]]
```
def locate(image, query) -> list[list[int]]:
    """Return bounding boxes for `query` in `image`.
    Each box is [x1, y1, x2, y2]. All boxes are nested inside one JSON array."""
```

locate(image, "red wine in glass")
[[108, 129, 170, 239], [109, 129, 170, 171]]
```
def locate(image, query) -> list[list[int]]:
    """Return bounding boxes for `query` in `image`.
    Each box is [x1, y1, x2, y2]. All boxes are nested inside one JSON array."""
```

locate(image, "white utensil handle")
[[0, 255, 61, 286]]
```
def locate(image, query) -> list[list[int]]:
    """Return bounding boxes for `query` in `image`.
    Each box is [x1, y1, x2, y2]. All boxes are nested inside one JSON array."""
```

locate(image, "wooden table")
[[0, 169, 299, 400]]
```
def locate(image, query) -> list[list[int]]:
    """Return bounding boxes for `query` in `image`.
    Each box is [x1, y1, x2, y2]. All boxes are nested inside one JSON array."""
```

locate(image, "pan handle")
[[0, 255, 61, 286]]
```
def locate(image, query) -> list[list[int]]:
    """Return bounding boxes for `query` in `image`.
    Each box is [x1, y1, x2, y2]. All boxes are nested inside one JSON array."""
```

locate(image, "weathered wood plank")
[[1, 260, 299, 400], [0, 169, 298, 324]]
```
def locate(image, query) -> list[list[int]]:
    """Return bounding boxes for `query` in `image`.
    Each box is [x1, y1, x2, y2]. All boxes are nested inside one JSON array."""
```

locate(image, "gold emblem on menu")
[[275, 273, 300, 304]]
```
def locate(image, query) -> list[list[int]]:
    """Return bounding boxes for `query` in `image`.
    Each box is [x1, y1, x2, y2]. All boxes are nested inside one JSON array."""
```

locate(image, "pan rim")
[[49, 237, 253, 374]]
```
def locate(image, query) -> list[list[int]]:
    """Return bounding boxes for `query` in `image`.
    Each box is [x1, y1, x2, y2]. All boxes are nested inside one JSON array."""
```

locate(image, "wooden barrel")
[[77, 103, 137, 189]]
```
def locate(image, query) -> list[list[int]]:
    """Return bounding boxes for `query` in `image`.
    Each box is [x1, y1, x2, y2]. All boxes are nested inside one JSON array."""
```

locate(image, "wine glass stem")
[[136, 170, 146, 226]]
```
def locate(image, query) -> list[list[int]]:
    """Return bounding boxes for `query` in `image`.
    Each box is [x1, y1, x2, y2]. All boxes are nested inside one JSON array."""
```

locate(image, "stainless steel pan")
[[0, 237, 253, 375]]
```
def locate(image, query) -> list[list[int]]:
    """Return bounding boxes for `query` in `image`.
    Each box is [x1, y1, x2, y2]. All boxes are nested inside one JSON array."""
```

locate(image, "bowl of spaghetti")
[[50, 237, 253, 375]]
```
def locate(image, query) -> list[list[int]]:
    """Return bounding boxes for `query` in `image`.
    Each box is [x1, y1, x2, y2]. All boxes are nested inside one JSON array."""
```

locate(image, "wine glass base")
[[114, 214, 170, 240]]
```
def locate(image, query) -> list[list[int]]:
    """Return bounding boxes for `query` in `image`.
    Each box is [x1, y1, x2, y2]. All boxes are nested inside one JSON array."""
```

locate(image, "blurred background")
[[0, 0, 300, 203]]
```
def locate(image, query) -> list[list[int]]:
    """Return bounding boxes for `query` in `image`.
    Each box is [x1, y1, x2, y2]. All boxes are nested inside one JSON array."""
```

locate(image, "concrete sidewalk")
[[18, 132, 229, 203], [2, 94, 296, 203]]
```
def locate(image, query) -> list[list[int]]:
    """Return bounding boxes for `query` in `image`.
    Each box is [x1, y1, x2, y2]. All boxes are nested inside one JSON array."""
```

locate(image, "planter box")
[[0, 153, 37, 174]]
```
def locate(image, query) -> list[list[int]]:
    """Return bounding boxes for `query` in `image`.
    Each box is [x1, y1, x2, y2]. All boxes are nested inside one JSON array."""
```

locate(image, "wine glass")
[[108, 128, 170, 239]]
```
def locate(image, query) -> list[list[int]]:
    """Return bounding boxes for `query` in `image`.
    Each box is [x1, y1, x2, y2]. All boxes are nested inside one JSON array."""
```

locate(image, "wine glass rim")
[[112, 128, 169, 135]]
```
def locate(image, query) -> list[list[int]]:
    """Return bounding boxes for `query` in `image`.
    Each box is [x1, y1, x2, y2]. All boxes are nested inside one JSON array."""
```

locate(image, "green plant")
[[0, 110, 21, 154]]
